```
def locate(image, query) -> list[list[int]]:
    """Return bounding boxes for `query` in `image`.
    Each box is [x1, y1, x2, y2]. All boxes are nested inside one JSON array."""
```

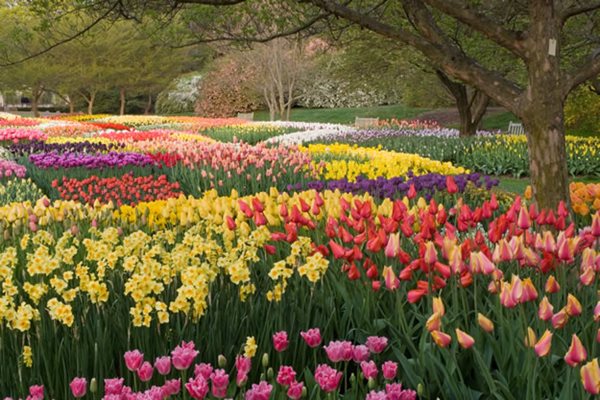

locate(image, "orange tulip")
[[426, 313, 442, 332], [566, 294, 582, 317], [545, 275, 560, 294], [431, 330, 451, 348], [456, 328, 475, 349], [552, 309, 569, 329], [538, 296, 554, 321], [477, 313, 494, 333], [534, 330, 553, 357], [564, 334, 587, 367], [432, 297, 445, 316]]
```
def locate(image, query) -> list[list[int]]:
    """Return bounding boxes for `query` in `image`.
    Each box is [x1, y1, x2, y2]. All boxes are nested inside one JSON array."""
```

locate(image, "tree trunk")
[[119, 88, 126, 116], [31, 84, 43, 118], [144, 94, 153, 115], [521, 105, 569, 211], [436, 70, 490, 137], [87, 90, 97, 115]]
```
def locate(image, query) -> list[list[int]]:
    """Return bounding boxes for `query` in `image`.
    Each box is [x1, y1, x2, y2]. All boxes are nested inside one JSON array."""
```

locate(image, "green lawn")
[[253, 104, 430, 124], [498, 176, 600, 194]]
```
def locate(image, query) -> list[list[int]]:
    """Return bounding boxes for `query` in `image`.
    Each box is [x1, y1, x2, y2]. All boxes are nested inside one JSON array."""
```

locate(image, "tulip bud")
[[267, 367, 274, 380], [367, 377, 376, 390], [261, 353, 269, 368], [349, 373, 356, 386], [89, 378, 97, 393], [260, 372, 265, 381], [417, 383, 424, 396], [218, 354, 227, 368], [301, 386, 308, 398]]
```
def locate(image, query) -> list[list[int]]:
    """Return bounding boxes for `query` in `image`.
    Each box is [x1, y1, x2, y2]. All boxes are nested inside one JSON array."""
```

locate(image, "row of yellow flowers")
[[302, 143, 467, 181]]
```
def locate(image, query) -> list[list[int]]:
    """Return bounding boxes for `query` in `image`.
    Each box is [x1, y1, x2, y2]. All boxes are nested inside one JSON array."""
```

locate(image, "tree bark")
[[436, 70, 490, 137], [31, 84, 43, 118], [144, 94, 153, 115], [86, 90, 97, 115], [119, 88, 126, 115]]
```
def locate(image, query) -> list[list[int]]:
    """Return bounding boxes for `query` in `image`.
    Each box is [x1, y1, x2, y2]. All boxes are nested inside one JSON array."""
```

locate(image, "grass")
[[253, 104, 430, 124], [481, 112, 517, 131], [498, 176, 600, 194]]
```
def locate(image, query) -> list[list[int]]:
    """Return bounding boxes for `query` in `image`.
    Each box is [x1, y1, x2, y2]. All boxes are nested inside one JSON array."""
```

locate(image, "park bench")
[[508, 121, 525, 134], [355, 117, 379, 128], [237, 112, 254, 121]]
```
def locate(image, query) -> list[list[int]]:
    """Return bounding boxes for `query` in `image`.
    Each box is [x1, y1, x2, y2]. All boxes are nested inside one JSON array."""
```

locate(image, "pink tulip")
[[564, 334, 587, 367], [360, 360, 378, 380], [28, 385, 44, 400], [104, 378, 124, 395], [382, 361, 398, 380], [245, 381, 273, 400], [210, 369, 230, 398], [235, 355, 252, 385], [137, 361, 153, 382], [155, 356, 171, 375], [272, 331, 289, 352], [276, 365, 297, 386], [124, 350, 144, 372], [366, 390, 388, 400], [314, 364, 342, 393], [163, 379, 181, 396], [386, 383, 417, 400], [186, 375, 209, 400], [300, 328, 322, 348], [69, 378, 87, 398], [534, 330, 553, 357], [324, 340, 353, 362], [195, 363, 214, 380], [287, 381, 304, 400], [366, 336, 388, 354], [352, 345, 370, 362], [172, 341, 199, 370]]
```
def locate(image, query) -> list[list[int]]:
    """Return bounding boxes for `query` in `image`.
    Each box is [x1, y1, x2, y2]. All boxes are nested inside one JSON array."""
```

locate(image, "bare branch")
[[564, 49, 600, 95], [420, 0, 526, 59], [560, 1, 600, 25]]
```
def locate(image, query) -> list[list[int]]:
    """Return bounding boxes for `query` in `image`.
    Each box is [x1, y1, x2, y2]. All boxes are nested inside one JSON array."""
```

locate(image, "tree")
[[244, 39, 313, 120], [12, 0, 600, 209]]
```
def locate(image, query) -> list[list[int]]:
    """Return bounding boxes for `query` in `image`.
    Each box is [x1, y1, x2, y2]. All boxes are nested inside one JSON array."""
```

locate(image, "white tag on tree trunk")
[[548, 39, 557, 56]]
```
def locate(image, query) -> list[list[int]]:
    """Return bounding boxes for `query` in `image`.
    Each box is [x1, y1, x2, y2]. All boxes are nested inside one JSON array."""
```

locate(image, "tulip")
[[69, 377, 87, 398], [300, 328, 322, 348], [383, 266, 400, 291], [384, 233, 400, 258], [172, 341, 199, 370], [432, 297, 445, 316], [477, 313, 494, 333], [360, 360, 378, 380], [545, 275, 560, 293], [210, 369, 230, 398], [581, 359, 600, 395], [566, 294, 582, 316], [273, 331, 289, 352], [424, 242, 438, 264], [552, 309, 569, 329], [314, 364, 342, 393], [455, 328, 475, 349], [155, 356, 171, 375], [276, 365, 296, 386], [137, 361, 153, 382], [534, 330, 553, 357], [287, 381, 304, 400], [366, 336, 388, 353], [426, 313, 442, 332], [124, 350, 144, 372], [525, 327, 537, 348], [565, 334, 587, 367], [538, 297, 554, 321], [431, 330, 452, 348], [381, 361, 398, 380], [186, 375, 209, 399]]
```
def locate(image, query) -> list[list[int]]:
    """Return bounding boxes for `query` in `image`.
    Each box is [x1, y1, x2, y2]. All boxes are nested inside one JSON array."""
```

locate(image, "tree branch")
[[305, 1, 522, 112], [560, 1, 600, 25], [564, 49, 600, 95], [421, 0, 527, 59], [175, 12, 329, 47], [0, 1, 119, 67]]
